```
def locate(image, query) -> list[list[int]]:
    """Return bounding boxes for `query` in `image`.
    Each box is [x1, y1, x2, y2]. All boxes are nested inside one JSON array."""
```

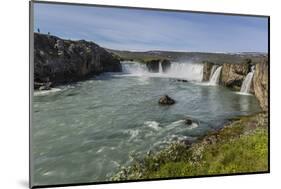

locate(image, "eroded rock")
[[158, 95, 175, 105]]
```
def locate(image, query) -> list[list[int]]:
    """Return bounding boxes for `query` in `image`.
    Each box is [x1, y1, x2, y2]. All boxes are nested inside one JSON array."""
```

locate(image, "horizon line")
[[34, 32, 268, 54]]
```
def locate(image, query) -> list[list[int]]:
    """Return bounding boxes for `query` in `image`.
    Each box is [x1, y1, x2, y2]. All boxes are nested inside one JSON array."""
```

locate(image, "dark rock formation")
[[146, 59, 160, 73], [253, 59, 268, 111], [160, 59, 171, 72], [184, 118, 193, 125], [34, 33, 122, 88], [158, 95, 175, 105], [220, 63, 250, 90], [145, 59, 171, 73], [176, 79, 188, 82], [202, 61, 214, 81], [203, 61, 252, 90], [202, 57, 269, 111]]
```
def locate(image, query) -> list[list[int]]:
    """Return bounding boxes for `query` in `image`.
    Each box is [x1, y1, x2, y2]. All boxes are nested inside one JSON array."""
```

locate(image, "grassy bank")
[[112, 113, 268, 181]]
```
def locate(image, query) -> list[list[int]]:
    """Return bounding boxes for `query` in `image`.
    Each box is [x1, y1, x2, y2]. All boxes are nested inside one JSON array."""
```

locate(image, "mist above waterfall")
[[121, 61, 203, 82]]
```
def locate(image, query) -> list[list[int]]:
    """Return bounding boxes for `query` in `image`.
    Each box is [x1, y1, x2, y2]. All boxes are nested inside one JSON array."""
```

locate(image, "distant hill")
[[107, 49, 267, 64]]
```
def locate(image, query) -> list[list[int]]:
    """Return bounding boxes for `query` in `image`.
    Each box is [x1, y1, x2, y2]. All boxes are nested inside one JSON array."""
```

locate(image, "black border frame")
[[29, 1, 270, 188]]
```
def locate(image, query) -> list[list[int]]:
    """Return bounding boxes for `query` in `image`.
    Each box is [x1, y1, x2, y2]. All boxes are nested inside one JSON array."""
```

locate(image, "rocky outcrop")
[[161, 59, 171, 72], [34, 33, 122, 88], [202, 61, 214, 81], [202, 57, 269, 111], [146, 60, 160, 72], [253, 59, 268, 111], [203, 61, 250, 90], [158, 95, 175, 105], [145, 59, 171, 73], [220, 63, 250, 90]]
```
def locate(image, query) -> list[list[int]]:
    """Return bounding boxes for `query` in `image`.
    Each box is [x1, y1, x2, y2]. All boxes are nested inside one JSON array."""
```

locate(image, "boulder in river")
[[176, 79, 188, 83], [158, 95, 175, 105], [184, 118, 193, 125]]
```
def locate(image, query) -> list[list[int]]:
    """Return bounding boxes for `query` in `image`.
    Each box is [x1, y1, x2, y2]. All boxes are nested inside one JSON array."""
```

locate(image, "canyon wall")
[[253, 59, 269, 111], [203, 58, 268, 111], [34, 33, 121, 88]]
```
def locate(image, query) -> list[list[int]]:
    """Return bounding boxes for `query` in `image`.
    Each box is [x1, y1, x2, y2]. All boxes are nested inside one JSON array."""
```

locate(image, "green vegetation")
[[112, 113, 268, 181]]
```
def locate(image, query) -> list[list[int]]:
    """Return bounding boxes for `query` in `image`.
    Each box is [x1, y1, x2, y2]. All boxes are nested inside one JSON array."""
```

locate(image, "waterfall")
[[159, 62, 163, 74], [210, 65, 218, 79], [122, 61, 148, 76], [240, 66, 255, 93], [209, 66, 222, 85], [121, 61, 203, 82], [165, 62, 203, 81]]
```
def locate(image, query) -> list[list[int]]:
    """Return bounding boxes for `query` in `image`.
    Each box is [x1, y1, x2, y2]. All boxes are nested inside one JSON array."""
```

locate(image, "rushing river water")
[[32, 61, 261, 185]]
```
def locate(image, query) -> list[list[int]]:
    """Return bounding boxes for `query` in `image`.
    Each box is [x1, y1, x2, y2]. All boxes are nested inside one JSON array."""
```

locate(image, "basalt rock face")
[[145, 59, 171, 73], [220, 63, 250, 90], [203, 61, 251, 89], [202, 61, 214, 81], [34, 33, 121, 88], [161, 59, 171, 72], [202, 58, 269, 111], [253, 59, 268, 111], [146, 60, 160, 73]]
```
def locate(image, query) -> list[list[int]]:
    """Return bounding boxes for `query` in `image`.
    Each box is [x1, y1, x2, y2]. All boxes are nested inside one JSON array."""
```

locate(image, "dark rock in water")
[[158, 95, 175, 105], [184, 118, 193, 125], [38, 82, 52, 91], [176, 79, 188, 82], [34, 33, 122, 88]]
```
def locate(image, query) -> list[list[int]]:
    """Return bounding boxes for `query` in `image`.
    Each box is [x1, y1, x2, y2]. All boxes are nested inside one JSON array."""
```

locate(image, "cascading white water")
[[159, 62, 163, 74], [209, 65, 218, 80], [121, 61, 204, 82], [122, 61, 148, 76], [209, 66, 222, 85], [240, 66, 255, 93], [165, 62, 203, 81]]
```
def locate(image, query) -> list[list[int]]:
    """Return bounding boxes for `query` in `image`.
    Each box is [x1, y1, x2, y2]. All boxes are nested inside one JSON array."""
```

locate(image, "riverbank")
[[111, 112, 268, 181]]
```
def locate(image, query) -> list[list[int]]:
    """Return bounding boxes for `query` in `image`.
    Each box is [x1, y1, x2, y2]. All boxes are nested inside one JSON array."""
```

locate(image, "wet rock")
[[145, 59, 171, 73], [220, 63, 250, 90], [160, 59, 171, 72], [146, 59, 160, 72], [176, 79, 188, 82], [202, 61, 214, 81], [184, 118, 193, 125], [158, 95, 175, 105], [38, 82, 52, 91]]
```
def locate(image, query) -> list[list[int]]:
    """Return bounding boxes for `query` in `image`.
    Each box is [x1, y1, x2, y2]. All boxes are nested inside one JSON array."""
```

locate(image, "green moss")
[[112, 113, 268, 181]]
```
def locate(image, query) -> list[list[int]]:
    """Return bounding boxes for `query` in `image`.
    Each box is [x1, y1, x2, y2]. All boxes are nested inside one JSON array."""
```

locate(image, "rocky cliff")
[[202, 61, 214, 81], [202, 57, 268, 111], [253, 59, 268, 111], [220, 62, 251, 91], [34, 33, 122, 89], [145, 59, 171, 73]]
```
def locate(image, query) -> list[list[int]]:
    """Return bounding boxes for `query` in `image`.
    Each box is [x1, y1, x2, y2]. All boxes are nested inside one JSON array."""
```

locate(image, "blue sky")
[[34, 3, 268, 52]]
